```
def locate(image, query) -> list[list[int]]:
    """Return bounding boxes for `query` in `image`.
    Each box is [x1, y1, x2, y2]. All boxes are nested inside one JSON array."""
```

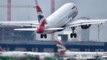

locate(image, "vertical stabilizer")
[[56, 39, 66, 55], [35, 0, 47, 27]]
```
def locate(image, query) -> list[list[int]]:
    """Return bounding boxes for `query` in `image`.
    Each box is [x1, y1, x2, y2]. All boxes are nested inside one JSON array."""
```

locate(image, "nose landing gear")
[[40, 34, 47, 38]]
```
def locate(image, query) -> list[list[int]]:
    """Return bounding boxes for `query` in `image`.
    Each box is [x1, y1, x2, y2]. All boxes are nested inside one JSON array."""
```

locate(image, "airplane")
[[56, 39, 107, 60], [0, 48, 56, 60], [0, 0, 107, 39]]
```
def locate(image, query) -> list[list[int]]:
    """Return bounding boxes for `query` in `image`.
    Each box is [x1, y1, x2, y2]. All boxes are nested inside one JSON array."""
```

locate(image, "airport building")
[[0, 0, 107, 53], [0, 26, 107, 52]]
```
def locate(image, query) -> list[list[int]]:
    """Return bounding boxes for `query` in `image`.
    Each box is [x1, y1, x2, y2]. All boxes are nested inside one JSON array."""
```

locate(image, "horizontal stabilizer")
[[14, 28, 37, 31]]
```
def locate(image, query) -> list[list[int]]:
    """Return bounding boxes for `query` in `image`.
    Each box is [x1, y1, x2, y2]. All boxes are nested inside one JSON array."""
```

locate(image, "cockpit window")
[[72, 6, 76, 9]]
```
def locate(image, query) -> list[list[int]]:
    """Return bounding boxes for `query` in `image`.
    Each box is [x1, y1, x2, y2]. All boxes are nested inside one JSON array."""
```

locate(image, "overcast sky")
[[1, 0, 107, 20], [0, 0, 107, 41]]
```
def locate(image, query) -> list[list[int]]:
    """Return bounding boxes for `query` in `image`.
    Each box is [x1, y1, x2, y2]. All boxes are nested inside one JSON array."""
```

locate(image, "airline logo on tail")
[[56, 40, 66, 55], [35, 0, 47, 33], [35, 0, 47, 26]]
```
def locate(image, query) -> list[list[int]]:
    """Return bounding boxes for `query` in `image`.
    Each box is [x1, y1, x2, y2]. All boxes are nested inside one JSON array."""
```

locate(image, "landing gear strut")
[[40, 34, 47, 38], [70, 27, 77, 38]]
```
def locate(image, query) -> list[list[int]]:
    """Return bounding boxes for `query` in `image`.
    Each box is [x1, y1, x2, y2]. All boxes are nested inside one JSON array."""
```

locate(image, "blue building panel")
[[0, 42, 107, 52]]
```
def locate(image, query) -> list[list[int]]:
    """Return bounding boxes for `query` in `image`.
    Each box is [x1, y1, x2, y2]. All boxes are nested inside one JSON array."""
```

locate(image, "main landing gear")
[[40, 34, 47, 38], [70, 27, 77, 38]]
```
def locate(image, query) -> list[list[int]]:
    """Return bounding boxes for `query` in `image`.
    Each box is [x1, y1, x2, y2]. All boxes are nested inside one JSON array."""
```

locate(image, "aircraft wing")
[[67, 19, 107, 27], [45, 28, 64, 30], [0, 21, 39, 27]]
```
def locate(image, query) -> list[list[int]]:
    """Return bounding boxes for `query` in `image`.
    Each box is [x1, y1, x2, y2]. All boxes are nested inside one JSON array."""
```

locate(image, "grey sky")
[[1, 0, 107, 20]]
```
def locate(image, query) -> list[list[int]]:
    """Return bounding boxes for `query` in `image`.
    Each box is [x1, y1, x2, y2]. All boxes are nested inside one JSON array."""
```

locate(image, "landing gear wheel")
[[40, 34, 47, 38], [70, 33, 77, 38], [70, 33, 74, 38], [74, 33, 77, 38]]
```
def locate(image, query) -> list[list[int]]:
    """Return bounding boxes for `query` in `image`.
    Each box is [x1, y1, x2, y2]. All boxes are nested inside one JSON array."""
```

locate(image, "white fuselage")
[[0, 51, 27, 58], [44, 3, 78, 33], [0, 51, 55, 59], [64, 50, 106, 59]]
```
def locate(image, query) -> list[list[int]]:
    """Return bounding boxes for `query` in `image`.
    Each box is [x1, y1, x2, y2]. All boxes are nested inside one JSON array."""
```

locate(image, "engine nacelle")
[[37, 26, 44, 33], [81, 24, 91, 29]]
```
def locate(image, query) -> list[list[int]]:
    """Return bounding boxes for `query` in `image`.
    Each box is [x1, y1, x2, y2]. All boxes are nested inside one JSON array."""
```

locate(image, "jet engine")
[[37, 26, 44, 33], [79, 17, 91, 29], [81, 24, 91, 29]]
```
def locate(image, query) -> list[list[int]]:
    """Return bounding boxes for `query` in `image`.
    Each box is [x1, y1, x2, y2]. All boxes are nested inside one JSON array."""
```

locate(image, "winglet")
[[34, 0, 47, 27]]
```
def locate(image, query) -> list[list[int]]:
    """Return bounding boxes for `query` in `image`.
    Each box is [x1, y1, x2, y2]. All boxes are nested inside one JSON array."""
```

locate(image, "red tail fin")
[[35, 0, 47, 27], [56, 40, 66, 55], [0, 47, 4, 51], [35, 0, 47, 33]]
